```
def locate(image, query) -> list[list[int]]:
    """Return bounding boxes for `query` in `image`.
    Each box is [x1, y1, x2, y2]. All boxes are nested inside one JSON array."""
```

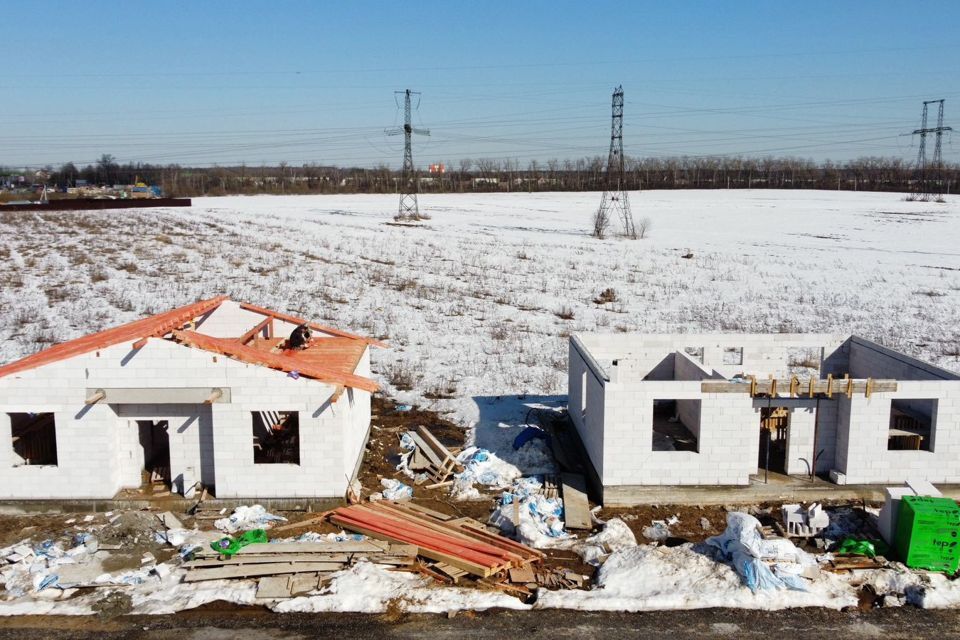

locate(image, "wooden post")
[[790, 376, 799, 397], [845, 374, 853, 399], [769, 378, 777, 397], [865, 378, 874, 398], [826, 374, 833, 398], [749, 376, 757, 397], [808, 377, 815, 398], [85, 389, 106, 405]]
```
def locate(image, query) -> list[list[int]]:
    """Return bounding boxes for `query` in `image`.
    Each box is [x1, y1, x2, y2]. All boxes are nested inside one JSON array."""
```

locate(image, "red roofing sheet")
[[172, 330, 378, 392]]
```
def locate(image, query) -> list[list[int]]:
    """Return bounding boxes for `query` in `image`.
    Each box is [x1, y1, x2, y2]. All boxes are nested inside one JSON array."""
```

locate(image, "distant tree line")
[[6, 153, 959, 197]]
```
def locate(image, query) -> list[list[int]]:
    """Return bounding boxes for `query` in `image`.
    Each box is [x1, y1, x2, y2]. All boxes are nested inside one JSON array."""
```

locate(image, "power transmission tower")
[[910, 99, 952, 201], [385, 89, 430, 221], [593, 85, 637, 239]]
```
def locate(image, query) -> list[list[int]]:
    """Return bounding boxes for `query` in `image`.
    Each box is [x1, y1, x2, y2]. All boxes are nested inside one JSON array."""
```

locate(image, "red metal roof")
[[0, 296, 381, 392], [172, 331, 378, 392]]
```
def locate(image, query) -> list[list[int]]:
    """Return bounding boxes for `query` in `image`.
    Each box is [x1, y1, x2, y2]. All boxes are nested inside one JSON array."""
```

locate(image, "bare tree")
[[637, 216, 652, 239], [592, 206, 610, 239]]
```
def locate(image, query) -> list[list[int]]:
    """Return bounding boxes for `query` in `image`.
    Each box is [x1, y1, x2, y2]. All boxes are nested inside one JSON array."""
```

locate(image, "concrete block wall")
[[836, 380, 960, 484], [343, 347, 373, 482], [196, 300, 298, 339], [849, 337, 960, 381], [0, 403, 123, 499], [575, 333, 846, 381], [600, 380, 759, 487], [813, 400, 839, 474], [568, 341, 606, 480], [676, 398, 702, 443]]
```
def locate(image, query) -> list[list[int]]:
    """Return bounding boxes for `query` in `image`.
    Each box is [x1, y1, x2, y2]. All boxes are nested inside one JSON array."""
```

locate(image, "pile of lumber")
[[330, 501, 544, 578], [508, 565, 587, 590], [182, 539, 417, 583], [404, 426, 461, 483]]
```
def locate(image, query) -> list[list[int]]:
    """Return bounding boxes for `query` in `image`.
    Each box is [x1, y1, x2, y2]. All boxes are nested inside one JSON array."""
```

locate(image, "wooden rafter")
[[237, 317, 273, 345], [238, 302, 387, 347]]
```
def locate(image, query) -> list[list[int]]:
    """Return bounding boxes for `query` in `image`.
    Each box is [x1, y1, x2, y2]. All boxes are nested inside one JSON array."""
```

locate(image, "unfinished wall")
[[575, 333, 846, 381], [600, 378, 760, 500], [0, 337, 367, 499], [568, 340, 607, 484], [836, 380, 960, 484], [195, 300, 300, 340], [849, 337, 960, 381], [343, 347, 373, 483]]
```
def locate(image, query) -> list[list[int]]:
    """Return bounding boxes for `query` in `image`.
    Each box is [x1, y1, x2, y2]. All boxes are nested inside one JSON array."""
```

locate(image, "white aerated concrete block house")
[[0, 296, 383, 500], [568, 333, 960, 504]]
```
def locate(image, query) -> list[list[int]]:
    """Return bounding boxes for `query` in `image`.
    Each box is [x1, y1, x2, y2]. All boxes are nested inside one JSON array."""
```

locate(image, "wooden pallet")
[[405, 426, 461, 483]]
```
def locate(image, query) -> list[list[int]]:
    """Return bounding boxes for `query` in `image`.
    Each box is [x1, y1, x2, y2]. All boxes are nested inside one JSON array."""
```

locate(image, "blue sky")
[[1, 0, 958, 168]]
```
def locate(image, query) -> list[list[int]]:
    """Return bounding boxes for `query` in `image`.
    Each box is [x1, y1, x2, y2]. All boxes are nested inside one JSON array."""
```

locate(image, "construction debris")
[[183, 538, 417, 583], [400, 426, 462, 483], [560, 473, 591, 530], [330, 500, 544, 578], [781, 503, 830, 537]]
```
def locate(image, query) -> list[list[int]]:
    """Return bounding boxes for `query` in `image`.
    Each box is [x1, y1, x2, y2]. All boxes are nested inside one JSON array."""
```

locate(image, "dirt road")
[[1, 607, 959, 640]]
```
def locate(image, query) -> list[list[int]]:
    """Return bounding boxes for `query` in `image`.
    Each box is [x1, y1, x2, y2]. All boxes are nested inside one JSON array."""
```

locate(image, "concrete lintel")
[[87, 387, 232, 404]]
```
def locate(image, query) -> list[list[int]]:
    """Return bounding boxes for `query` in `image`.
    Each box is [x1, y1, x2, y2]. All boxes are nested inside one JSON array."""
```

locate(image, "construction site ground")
[[0, 394, 943, 612]]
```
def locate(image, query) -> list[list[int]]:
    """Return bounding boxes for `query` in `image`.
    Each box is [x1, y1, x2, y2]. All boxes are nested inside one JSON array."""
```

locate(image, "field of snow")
[[2, 189, 959, 439]]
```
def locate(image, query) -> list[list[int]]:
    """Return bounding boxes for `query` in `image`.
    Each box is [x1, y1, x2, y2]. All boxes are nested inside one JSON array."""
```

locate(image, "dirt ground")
[[0, 395, 885, 601]]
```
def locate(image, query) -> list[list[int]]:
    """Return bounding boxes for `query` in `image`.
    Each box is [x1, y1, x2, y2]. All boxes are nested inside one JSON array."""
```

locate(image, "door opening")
[[137, 420, 171, 490], [759, 406, 789, 477]]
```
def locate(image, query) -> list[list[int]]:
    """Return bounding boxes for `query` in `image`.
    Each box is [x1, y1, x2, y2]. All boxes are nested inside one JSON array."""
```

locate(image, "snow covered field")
[[2, 189, 959, 437]]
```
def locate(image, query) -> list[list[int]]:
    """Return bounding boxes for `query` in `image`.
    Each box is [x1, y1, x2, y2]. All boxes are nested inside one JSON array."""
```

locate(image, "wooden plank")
[[391, 501, 455, 522], [183, 562, 344, 582], [235, 541, 385, 554], [289, 573, 321, 594], [238, 316, 273, 345], [509, 565, 536, 584], [184, 554, 351, 568], [269, 511, 336, 533], [434, 562, 468, 584], [367, 503, 528, 564], [417, 426, 458, 465], [560, 472, 592, 530], [256, 575, 292, 598], [406, 431, 444, 467], [328, 516, 496, 578], [457, 521, 546, 559], [701, 379, 897, 394]]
